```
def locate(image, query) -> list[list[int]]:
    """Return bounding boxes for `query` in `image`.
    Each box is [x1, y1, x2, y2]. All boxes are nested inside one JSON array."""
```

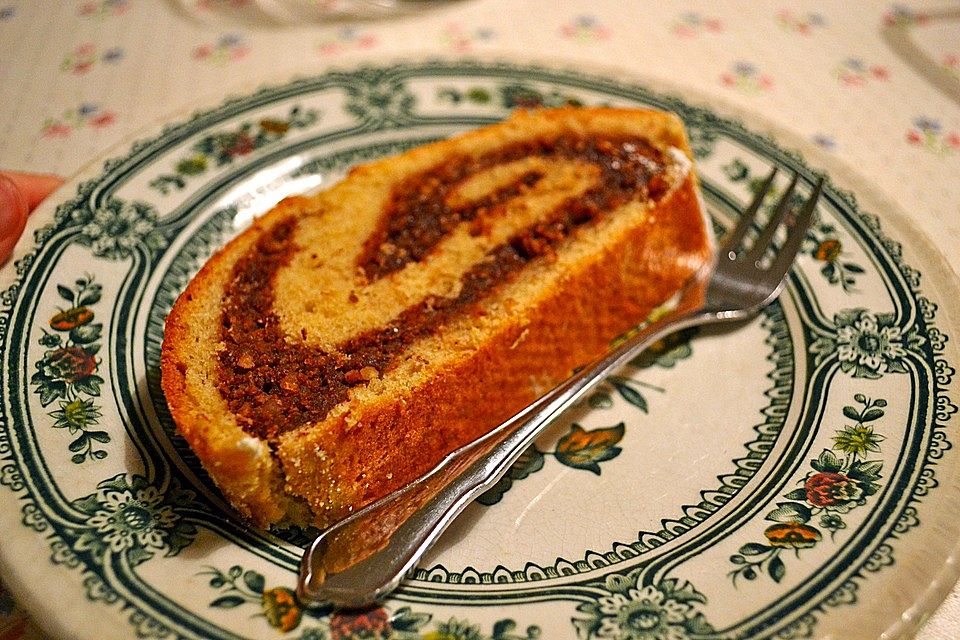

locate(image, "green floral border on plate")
[[0, 60, 955, 639]]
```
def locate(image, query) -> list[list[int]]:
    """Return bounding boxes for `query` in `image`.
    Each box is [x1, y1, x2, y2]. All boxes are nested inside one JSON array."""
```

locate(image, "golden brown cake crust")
[[160, 107, 712, 529]]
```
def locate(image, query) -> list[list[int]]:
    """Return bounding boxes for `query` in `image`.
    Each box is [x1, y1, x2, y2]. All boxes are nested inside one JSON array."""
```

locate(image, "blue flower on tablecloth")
[[913, 117, 941, 133], [835, 57, 891, 86], [810, 309, 921, 378], [220, 32, 242, 47], [61, 42, 123, 74], [440, 23, 497, 53], [70, 474, 197, 566], [907, 116, 960, 155], [70, 197, 165, 259], [776, 9, 827, 34], [42, 103, 117, 138], [846, 58, 867, 72], [672, 12, 724, 37], [0, 6, 15, 20], [192, 32, 251, 64], [102, 46, 124, 63], [317, 26, 378, 55], [721, 61, 774, 92], [812, 134, 836, 149], [559, 15, 612, 43]]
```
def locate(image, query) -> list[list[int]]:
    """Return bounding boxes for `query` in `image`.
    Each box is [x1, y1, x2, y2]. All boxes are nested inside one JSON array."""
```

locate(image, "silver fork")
[[297, 168, 824, 608]]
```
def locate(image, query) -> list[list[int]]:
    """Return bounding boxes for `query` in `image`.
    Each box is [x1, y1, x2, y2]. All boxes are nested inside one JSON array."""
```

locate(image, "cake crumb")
[[345, 366, 380, 384]]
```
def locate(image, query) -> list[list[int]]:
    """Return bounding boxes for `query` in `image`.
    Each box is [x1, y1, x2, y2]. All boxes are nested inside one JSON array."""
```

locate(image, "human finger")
[[2, 171, 63, 211], [0, 171, 64, 264]]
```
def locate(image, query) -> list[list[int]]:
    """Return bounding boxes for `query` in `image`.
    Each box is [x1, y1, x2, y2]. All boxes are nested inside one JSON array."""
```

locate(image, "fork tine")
[[768, 177, 824, 278], [745, 172, 799, 264], [720, 167, 778, 257]]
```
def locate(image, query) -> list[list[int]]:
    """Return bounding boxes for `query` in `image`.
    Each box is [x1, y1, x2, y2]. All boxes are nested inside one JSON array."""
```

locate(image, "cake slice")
[[160, 107, 713, 529]]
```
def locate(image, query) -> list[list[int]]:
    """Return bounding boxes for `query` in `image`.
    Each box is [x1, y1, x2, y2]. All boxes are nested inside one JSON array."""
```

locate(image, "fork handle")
[[297, 306, 708, 609]]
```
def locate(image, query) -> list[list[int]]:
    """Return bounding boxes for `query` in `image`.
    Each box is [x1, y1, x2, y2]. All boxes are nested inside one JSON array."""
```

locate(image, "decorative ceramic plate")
[[1, 60, 958, 640]]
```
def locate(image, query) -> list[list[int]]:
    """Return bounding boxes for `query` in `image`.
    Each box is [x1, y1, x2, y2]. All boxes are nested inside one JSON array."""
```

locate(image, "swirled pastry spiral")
[[160, 107, 712, 529]]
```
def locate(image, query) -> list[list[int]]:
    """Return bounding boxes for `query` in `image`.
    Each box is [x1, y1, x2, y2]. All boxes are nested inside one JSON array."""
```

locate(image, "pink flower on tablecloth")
[[43, 123, 72, 138], [192, 33, 250, 64], [559, 15, 612, 43], [316, 27, 378, 56], [834, 58, 891, 86], [671, 12, 723, 37], [721, 61, 774, 93], [906, 116, 959, 155], [440, 23, 495, 53], [943, 53, 959, 78], [90, 112, 116, 128], [42, 103, 117, 138], [78, 0, 130, 18], [60, 43, 124, 74], [777, 8, 827, 34]]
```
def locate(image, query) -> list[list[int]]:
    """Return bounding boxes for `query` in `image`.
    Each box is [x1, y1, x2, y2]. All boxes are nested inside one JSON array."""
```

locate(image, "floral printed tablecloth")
[[0, 1, 958, 638]]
